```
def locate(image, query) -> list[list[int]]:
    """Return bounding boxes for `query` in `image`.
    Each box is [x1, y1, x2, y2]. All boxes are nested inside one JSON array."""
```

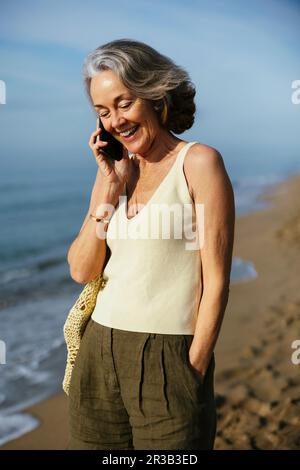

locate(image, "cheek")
[[134, 102, 153, 122], [132, 103, 158, 131], [146, 117, 159, 133], [133, 107, 146, 122]]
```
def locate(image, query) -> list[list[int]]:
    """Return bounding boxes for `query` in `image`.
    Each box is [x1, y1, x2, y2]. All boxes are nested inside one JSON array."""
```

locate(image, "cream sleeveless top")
[[91, 141, 202, 334]]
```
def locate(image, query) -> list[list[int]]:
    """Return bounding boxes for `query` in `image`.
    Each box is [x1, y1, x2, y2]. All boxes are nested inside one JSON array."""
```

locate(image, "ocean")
[[0, 162, 293, 445]]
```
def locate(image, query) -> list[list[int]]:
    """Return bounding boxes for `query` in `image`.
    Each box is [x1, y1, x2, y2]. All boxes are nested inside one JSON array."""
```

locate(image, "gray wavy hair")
[[82, 38, 196, 134]]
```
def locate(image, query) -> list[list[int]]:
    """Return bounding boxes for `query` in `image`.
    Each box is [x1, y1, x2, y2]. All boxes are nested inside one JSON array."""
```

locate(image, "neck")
[[133, 130, 183, 171]]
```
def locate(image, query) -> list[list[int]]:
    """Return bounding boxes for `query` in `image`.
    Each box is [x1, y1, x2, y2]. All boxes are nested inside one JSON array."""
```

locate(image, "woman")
[[67, 39, 235, 450]]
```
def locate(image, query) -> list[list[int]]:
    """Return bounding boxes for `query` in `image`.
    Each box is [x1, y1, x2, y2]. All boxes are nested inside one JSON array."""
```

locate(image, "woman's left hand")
[[189, 361, 205, 384], [188, 348, 210, 384]]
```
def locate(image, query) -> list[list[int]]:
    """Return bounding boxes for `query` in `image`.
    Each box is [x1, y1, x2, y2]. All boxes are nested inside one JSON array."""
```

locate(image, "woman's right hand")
[[88, 125, 131, 193]]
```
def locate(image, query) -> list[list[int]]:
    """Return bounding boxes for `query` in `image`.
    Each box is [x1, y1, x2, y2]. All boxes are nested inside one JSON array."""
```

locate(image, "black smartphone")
[[97, 116, 123, 161]]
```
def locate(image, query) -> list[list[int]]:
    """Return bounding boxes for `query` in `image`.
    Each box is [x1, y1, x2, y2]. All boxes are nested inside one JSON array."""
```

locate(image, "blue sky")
[[0, 0, 299, 179]]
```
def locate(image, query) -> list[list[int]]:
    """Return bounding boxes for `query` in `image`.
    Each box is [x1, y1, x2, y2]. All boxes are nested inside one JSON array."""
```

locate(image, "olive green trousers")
[[67, 319, 216, 450]]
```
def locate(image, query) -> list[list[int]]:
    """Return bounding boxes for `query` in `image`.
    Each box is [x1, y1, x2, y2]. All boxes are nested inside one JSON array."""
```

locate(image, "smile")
[[119, 125, 139, 137]]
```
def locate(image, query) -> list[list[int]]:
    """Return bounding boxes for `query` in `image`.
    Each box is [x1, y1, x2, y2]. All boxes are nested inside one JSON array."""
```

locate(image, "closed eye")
[[99, 102, 132, 118], [119, 102, 132, 109]]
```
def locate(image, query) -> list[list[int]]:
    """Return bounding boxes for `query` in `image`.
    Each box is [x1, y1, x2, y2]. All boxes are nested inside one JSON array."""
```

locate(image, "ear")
[[153, 100, 163, 112], [153, 97, 168, 124]]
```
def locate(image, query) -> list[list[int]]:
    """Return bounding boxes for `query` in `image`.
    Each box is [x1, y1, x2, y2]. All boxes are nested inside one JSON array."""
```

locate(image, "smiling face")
[[90, 69, 164, 154]]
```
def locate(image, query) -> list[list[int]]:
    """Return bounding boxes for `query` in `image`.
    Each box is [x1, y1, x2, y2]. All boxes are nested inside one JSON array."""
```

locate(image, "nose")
[[109, 110, 126, 133]]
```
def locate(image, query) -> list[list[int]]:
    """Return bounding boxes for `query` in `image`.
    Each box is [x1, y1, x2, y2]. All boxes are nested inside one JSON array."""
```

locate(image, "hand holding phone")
[[89, 118, 131, 191], [96, 116, 123, 161]]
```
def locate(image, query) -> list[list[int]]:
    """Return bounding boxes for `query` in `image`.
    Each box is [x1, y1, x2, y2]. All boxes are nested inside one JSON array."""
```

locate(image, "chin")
[[125, 137, 143, 151]]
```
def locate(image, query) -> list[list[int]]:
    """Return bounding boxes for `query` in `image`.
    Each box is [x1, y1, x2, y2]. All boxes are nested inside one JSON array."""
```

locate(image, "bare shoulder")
[[184, 142, 232, 199], [185, 142, 224, 172]]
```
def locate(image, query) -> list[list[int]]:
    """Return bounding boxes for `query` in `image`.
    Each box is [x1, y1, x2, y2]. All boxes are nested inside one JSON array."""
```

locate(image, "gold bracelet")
[[89, 213, 111, 224]]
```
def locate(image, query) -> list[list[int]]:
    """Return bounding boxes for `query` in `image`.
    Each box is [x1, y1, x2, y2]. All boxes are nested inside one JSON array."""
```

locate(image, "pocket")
[[179, 336, 205, 405], [182, 338, 216, 401], [187, 360, 205, 385]]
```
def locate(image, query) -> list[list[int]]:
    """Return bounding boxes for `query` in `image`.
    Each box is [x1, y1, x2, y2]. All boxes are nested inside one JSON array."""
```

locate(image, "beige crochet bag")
[[62, 273, 108, 395]]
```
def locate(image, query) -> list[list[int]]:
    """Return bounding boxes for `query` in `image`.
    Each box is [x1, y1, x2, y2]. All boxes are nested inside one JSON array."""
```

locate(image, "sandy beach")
[[2, 172, 300, 450]]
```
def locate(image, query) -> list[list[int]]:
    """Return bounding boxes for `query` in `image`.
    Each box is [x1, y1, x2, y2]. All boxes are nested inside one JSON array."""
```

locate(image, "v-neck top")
[[125, 142, 189, 221], [92, 141, 202, 334]]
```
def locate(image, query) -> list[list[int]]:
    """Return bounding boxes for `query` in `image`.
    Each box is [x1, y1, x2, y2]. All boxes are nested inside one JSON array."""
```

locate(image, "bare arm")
[[67, 169, 122, 284], [67, 119, 130, 284], [187, 146, 235, 378]]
